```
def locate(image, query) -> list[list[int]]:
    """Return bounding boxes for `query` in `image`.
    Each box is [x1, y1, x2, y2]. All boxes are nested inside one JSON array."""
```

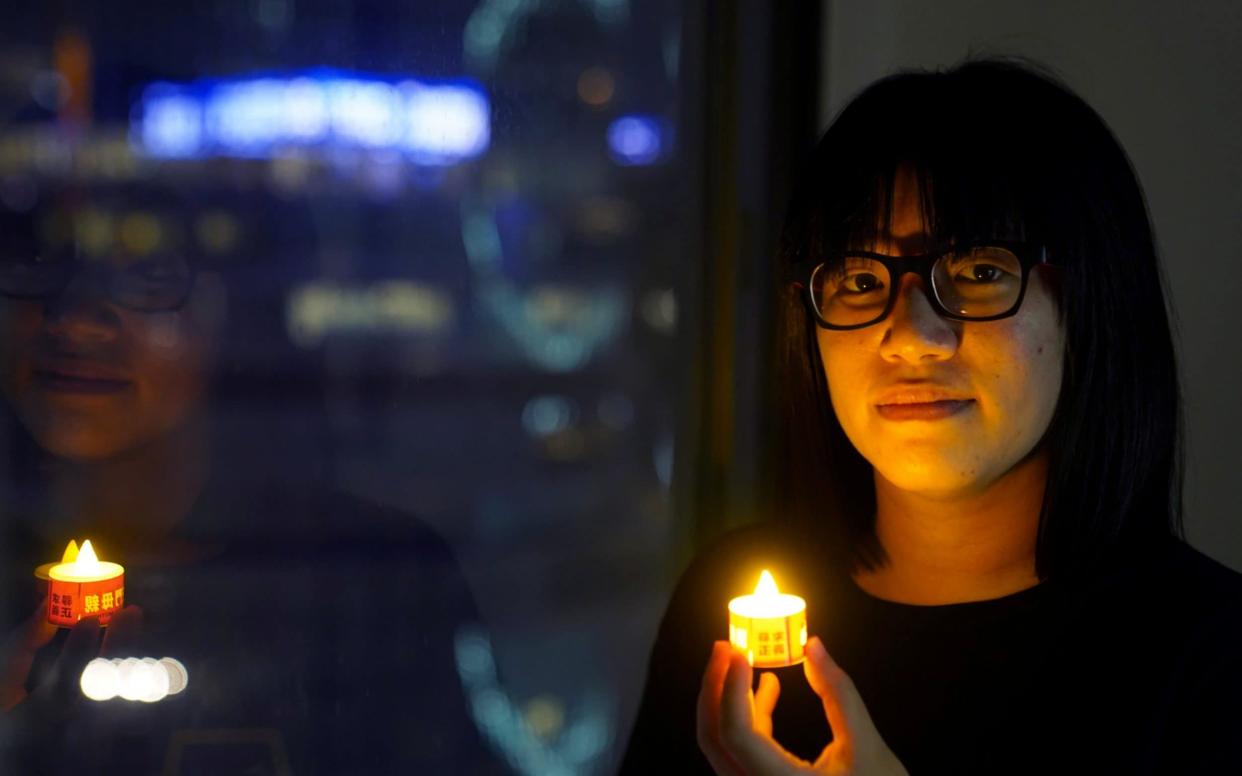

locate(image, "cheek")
[[127, 315, 212, 421], [816, 331, 872, 427], [986, 316, 1064, 431], [0, 303, 44, 397]]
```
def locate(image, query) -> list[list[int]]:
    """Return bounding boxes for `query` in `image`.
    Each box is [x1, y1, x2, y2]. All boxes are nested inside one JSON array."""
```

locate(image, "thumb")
[[99, 606, 144, 658], [803, 636, 874, 753]]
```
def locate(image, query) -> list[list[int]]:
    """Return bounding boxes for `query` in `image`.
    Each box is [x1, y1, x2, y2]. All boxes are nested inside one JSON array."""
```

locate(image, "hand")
[[697, 637, 908, 776], [0, 602, 143, 721]]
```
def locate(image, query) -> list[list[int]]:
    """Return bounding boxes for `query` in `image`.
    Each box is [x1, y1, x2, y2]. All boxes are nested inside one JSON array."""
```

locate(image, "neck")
[[851, 449, 1047, 605], [42, 415, 212, 561]]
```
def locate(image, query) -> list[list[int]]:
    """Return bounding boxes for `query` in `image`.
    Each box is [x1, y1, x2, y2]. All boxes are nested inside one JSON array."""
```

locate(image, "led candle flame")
[[728, 570, 808, 668], [46, 539, 125, 627], [34, 540, 79, 581]]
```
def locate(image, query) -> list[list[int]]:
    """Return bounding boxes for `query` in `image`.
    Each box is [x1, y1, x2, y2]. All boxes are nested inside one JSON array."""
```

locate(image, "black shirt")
[[620, 524, 1242, 775]]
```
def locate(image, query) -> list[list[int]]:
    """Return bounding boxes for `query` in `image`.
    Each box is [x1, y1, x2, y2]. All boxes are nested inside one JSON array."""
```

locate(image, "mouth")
[[875, 399, 975, 421], [33, 367, 132, 395]]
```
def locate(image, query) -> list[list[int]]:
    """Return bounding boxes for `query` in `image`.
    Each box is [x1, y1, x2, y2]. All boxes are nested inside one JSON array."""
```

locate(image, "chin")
[[28, 424, 138, 463], [876, 460, 985, 498]]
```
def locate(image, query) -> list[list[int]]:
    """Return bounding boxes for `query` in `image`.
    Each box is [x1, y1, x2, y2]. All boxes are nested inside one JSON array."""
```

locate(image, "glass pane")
[[0, 4, 696, 773]]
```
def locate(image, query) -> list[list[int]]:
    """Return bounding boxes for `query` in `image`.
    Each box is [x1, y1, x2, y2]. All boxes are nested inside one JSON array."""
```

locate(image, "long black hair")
[[774, 58, 1183, 582]]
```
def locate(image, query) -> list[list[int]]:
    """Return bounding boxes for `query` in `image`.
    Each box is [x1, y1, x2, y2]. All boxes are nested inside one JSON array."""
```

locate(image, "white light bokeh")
[[79, 658, 119, 701], [80, 656, 189, 703]]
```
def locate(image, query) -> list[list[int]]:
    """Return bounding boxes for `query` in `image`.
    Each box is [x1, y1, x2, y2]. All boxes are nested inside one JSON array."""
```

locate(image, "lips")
[[874, 385, 975, 421], [874, 388, 973, 405], [876, 400, 974, 421], [32, 362, 132, 395]]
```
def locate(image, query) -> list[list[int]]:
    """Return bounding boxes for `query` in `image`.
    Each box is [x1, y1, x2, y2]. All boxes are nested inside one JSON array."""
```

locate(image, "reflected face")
[[0, 258, 225, 462], [815, 169, 1065, 498]]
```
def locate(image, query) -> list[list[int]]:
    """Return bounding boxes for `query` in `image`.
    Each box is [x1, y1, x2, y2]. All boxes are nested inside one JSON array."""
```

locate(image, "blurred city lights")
[[606, 115, 666, 166], [576, 68, 615, 107], [640, 287, 678, 333], [286, 280, 456, 347], [134, 71, 490, 164], [521, 396, 576, 438], [454, 626, 612, 776], [460, 201, 626, 372], [140, 92, 203, 158]]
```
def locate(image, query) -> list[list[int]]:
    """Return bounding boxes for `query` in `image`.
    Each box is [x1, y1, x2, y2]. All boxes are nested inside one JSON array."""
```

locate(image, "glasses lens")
[[0, 253, 72, 297], [808, 245, 1028, 328], [111, 255, 194, 311], [931, 246, 1023, 318], [810, 256, 892, 328]]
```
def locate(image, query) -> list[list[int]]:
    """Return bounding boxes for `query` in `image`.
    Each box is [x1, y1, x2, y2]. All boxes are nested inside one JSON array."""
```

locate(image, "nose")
[[877, 272, 959, 363], [43, 266, 122, 344]]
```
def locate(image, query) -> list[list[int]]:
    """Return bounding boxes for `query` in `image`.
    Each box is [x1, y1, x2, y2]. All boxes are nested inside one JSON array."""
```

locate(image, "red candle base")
[[47, 573, 125, 627]]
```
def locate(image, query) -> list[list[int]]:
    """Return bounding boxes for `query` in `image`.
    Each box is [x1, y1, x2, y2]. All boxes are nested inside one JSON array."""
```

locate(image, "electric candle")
[[34, 540, 79, 581], [46, 540, 125, 627], [728, 569, 807, 668]]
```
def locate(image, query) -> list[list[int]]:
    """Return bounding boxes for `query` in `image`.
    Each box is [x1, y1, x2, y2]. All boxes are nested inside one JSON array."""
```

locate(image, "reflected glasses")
[[793, 240, 1052, 330], [0, 249, 197, 313]]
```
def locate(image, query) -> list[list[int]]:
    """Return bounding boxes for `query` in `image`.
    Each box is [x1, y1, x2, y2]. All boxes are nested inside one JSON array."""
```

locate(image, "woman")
[[622, 59, 1242, 774], [0, 183, 503, 774]]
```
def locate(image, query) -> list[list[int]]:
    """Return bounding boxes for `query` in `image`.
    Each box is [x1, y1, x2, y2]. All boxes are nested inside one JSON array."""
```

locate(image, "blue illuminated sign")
[[132, 69, 490, 164]]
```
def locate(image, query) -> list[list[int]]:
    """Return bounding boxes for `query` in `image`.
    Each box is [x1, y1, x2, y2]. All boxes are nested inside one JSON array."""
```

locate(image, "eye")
[[945, 247, 1020, 285], [956, 263, 1005, 283], [841, 271, 884, 293], [830, 257, 887, 295]]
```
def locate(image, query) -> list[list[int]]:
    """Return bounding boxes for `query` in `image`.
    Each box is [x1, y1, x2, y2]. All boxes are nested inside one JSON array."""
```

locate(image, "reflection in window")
[[1, 1, 692, 773]]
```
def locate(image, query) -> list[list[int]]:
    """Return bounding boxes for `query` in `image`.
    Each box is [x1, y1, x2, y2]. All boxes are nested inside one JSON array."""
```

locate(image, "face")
[[816, 169, 1065, 499], [0, 251, 226, 462]]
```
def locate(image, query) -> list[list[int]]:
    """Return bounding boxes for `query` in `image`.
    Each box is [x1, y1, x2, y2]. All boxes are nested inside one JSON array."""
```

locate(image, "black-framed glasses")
[[0, 248, 197, 313], [792, 240, 1052, 330]]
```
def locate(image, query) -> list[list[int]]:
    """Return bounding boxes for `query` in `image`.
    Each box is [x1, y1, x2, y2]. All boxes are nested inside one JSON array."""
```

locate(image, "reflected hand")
[[697, 638, 908, 776], [0, 602, 143, 720]]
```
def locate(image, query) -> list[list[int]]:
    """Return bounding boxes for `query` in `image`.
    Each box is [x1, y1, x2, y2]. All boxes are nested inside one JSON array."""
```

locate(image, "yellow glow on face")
[[815, 166, 1065, 500]]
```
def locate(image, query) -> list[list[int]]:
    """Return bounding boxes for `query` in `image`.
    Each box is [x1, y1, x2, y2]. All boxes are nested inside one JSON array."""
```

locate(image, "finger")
[[719, 650, 804, 774], [803, 636, 873, 757], [99, 606, 144, 658], [0, 600, 58, 710], [754, 671, 780, 738], [719, 649, 754, 737], [697, 641, 745, 776], [49, 617, 101, 706], [21, 600, 58, 651]]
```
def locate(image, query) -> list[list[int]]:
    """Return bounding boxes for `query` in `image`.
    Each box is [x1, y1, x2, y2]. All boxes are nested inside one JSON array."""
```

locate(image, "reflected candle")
[[728, 570, 807, 668], [46, 540, 125, 627], [35, 539, 79, 582]]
